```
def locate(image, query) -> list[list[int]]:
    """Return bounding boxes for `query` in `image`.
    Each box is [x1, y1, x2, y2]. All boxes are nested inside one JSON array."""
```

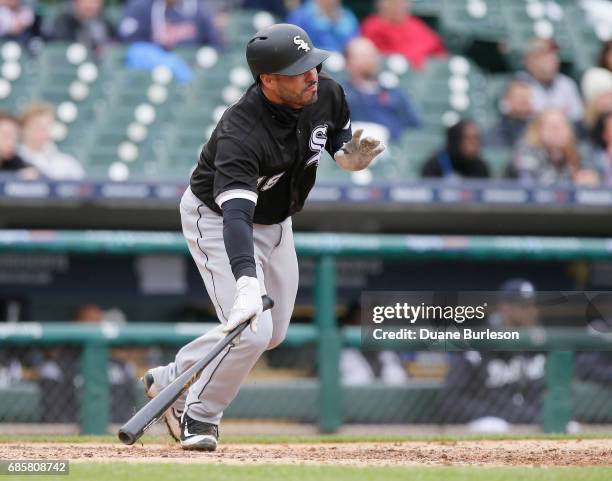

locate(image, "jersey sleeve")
[[213, 137, 259, 207], [328, 82, 353, 155]]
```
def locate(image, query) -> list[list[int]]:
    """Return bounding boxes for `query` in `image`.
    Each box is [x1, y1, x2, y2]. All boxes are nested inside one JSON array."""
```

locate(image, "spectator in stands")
[[343, 37, 420, 142], [361, 0, 447, 70], [286, 0, 358, 52], [0, 0, 41, 46], [585, 112, 612, 186], [48, 0, 116, 55], [581, 67, 612, 133], [0, 111, 39, 178], [510, 109, 598, 186], [422, 120, 490, 178], [486, 80, 533, 149], [440, 279, 546, 430], [517, 38, 583, 123], [119, 0, 223, 50], [18, 102, 85, 181]]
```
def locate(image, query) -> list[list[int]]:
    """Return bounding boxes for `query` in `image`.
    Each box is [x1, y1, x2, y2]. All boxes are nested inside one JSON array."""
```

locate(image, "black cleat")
[[179, 412, 219, 451]]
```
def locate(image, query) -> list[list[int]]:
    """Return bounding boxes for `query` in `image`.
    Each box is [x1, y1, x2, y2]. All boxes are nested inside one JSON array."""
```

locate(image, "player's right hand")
[[334, 128, 386, 172], [223, 276, 263, 334]]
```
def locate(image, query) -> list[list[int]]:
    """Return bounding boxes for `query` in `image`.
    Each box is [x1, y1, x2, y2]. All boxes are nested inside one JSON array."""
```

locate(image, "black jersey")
[[190, 72, 352, 225]]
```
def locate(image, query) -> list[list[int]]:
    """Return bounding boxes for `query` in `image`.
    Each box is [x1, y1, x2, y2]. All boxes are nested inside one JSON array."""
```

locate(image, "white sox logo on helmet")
[[293, 36, 310, 52]]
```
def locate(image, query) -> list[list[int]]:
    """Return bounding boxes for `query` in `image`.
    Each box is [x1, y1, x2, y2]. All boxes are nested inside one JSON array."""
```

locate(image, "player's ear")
[[260, 73, 274, 88]]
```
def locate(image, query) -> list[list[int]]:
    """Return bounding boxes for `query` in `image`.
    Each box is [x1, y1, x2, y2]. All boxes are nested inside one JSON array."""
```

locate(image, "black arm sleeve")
[[328, 82, 352, 155], [222, 198, 257, 280]]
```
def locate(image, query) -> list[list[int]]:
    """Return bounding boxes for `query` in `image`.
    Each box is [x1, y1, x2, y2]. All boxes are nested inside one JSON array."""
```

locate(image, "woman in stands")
[[421, 119, 490, 179], [18, 102, 84, 181], [510, 108, 598, 186]]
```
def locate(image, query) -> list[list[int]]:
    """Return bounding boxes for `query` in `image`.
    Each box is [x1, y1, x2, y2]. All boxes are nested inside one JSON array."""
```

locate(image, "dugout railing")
[[0, 231, 611, 434]]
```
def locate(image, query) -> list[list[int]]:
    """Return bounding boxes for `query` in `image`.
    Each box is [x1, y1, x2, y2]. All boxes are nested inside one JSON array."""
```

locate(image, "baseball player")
[[142, 23, 385, 451]]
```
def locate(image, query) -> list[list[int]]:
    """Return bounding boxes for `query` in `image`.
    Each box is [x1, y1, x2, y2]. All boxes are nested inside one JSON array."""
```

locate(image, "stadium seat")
[[563, 4, 602, 75], [391, 129, 444, 178], [411, 0, 443, 22], [500, 2, 576, 71], [0, 41, 34, 110], [439, 0, 506, 45], [226, 10, 277, 53]]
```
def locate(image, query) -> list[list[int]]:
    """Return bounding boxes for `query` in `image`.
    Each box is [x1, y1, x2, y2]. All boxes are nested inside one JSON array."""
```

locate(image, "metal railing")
[[1, 230, 612, 434]]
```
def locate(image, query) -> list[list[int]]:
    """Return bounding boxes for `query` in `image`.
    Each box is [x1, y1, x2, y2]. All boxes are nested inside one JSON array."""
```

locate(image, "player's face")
[[271, 68, 319, 108]]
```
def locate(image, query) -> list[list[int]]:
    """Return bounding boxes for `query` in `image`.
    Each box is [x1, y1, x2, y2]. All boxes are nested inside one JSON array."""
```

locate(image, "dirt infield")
[[1, 439, 611, 467]]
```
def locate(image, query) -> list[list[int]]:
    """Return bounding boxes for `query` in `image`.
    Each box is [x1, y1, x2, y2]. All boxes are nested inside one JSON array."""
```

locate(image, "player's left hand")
[[223, 276, 263, 334], [334, 128, 385, 171]]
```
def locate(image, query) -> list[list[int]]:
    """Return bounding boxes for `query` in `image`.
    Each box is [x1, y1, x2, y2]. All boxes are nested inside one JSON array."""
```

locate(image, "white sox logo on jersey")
[[306, 124, 328, 167], [257, 124, 328, 191], [293, 36, 310, 52]]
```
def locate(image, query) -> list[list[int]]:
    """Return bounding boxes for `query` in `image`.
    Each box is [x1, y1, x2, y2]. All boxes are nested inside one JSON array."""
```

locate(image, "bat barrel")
[[118, 400, 163, 445], [118, 429, 137, 445]]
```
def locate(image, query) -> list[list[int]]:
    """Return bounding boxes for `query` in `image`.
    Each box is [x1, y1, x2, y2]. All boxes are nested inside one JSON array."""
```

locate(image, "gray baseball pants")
[[153, 187, 298, 424]]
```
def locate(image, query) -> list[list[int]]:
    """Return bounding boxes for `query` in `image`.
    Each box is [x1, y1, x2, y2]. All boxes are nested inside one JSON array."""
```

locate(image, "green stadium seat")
[[226, 10, 276, 52], [99, 44, 128, 77], [173, 46, 199, 66], [391, 129, 444, 177], [0, 42, 34, 110], [411, 0, 443, 21], [563, 4, 602, 75], [499, 2, 578, 71], [439, 0, 506, 46]]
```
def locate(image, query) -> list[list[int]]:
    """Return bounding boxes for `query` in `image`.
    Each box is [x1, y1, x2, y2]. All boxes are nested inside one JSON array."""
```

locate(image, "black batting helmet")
[[246, 23, 330, 81]]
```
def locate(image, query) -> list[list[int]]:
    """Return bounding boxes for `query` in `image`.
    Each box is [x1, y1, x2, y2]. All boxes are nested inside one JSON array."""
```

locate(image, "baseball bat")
[[118, 295, 274, 445]]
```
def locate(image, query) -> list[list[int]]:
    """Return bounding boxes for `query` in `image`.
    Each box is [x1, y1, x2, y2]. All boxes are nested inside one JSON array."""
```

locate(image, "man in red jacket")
[[361, 0, 447, 70]]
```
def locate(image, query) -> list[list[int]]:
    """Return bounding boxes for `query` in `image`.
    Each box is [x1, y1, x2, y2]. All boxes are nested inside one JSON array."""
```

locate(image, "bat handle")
[[261, 295, 274, 311], [221, 295, 274, 340]]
